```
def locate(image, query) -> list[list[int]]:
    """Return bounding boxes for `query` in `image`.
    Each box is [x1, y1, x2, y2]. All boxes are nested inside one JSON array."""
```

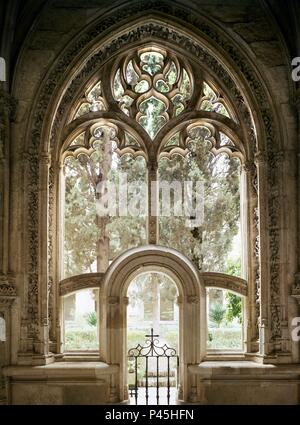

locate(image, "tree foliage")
[[209, 303, 226, 328], [64, 96, 241, 278], [159, 129, 241, 274], [64, 145, 147, 277], [225, 292, 242, 324], [85, 311, 97, 327]]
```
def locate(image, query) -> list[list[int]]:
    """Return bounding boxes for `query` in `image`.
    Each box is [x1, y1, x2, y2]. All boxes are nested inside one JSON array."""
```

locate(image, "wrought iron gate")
[[127, 328, 179, 405]]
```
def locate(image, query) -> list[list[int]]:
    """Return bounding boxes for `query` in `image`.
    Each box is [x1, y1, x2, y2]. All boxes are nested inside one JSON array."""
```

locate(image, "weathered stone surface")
[[250, 41, 285, 67], [232, 19, 276, 43]]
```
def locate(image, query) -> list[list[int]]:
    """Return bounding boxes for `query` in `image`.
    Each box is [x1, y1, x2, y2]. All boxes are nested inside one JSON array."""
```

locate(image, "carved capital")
[[108, 296, 119, 305], [242, 160, 256, 174], [39, 153, 51, 166], [187, 295, 199, 304], [0, 88, 17, 121], [123, 296, 129, 305], [176, 296, 183, 305], [254, 150, 267, 165]]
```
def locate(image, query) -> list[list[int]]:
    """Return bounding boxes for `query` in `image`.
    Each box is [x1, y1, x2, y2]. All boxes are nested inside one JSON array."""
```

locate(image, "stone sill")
[[4, 362, 119, 380], [205, 352, 245, 361], [188, 361, 300, 380], [57, 352, 101, 362]]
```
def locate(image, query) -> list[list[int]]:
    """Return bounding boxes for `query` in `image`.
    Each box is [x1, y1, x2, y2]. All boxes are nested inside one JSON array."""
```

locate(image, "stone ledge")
[[188, 361, 300, 380], [4, 362, 119, 380]]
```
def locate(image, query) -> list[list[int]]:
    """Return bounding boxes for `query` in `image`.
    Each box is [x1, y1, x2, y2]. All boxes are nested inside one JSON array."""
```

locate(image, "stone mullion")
[[254, 151, 271, 356], [147, 161, 158, 245]]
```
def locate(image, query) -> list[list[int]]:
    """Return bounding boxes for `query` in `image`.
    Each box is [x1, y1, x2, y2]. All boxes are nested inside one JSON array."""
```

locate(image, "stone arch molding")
[[18, 0, 287, 362], [101, 245, 205, 402]]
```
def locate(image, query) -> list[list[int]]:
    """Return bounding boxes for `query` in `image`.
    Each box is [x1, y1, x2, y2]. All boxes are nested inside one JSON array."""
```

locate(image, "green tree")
[[64, 139, 147, 277], [159, 128, 241, 274], [209, 304, 226, 328], [86, 311, 97, 327], [64, 54, 240, 278], [225, 292, 242, 324]]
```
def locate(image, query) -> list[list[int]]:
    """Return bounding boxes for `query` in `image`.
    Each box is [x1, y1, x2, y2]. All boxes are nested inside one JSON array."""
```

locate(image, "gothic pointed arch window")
[[59, 44, 247, 354]]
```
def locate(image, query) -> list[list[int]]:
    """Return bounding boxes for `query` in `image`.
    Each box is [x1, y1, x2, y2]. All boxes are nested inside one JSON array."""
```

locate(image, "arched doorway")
[[127, 270, 179, 404], [102, 245, 205, 403]]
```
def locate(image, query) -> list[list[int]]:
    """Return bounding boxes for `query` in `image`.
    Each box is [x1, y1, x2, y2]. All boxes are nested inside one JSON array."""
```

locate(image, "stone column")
[[0, 277, 17, 404], [295, 90, 300, 291], [274, 150, 291, 356], [254, 150, 271, 356], [0, 85, 16, 278], [242, 161, 259, 352], [147, 160, 158, 244], [292, 89, 300, 358], [0, 85, 17, 400], [35, 153, 52, 361], [48, 161, 61, 354], [185, 295, 201, 402]]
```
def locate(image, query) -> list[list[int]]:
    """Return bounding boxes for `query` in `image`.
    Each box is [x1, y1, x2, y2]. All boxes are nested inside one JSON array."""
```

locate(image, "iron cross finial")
[[145, 328, 159, 343]]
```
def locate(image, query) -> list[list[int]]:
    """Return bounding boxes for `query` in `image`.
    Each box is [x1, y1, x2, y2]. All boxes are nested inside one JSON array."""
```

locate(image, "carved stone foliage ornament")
[[292, 273, 300, 296], [0, 276, 17, 307]]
